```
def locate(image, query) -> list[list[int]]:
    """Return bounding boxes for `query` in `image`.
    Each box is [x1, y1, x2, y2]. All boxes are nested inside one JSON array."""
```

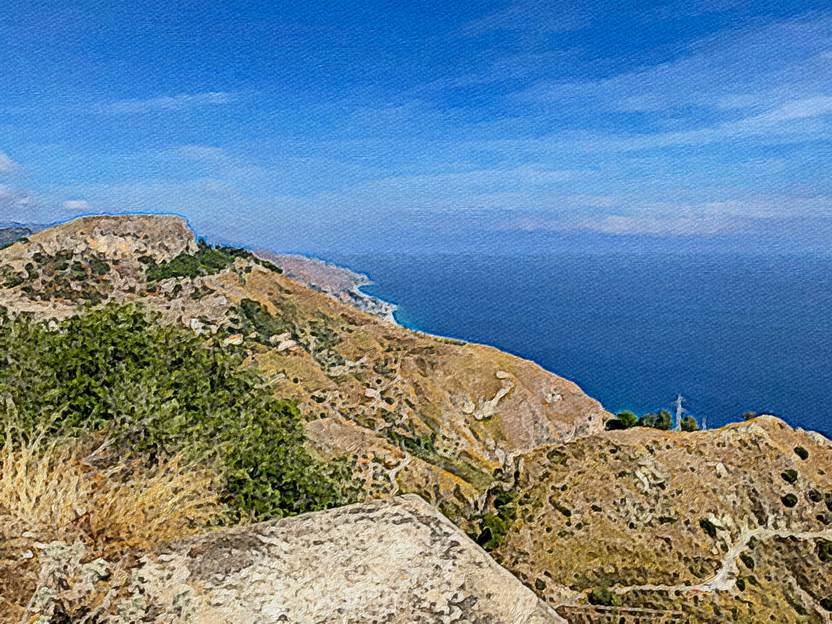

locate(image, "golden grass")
[[0, 426, 225, 622], [0, 427, 223, 556]]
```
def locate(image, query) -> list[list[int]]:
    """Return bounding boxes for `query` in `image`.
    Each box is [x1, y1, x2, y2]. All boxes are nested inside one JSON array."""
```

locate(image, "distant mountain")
[[0, 226, 32, 249]]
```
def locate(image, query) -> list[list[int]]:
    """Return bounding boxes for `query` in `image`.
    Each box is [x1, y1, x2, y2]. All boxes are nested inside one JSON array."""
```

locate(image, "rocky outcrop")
[[111, 495, 564, 623], [20, 215, 196, 262]]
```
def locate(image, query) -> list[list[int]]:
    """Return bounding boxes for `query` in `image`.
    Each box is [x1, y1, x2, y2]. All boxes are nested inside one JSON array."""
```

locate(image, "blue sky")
[[1, 1, 830, 252]]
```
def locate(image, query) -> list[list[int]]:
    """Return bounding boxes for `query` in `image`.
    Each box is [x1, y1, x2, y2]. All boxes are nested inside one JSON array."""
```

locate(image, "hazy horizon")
[[2, 1, 831, 254]]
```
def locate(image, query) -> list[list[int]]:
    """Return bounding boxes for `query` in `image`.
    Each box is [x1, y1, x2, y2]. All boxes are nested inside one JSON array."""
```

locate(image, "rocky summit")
[[1, 214, 830, 623]]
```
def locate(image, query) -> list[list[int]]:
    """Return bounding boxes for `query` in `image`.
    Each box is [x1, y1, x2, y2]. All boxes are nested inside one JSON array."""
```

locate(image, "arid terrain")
[[1, 216, 830, 623]]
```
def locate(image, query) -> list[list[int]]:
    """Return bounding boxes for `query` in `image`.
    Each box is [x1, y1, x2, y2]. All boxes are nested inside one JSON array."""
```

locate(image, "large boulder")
[[115, 495, 564, 623]]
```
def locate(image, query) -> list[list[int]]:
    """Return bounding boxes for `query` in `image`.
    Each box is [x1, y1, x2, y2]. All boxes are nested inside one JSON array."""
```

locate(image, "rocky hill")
[[0, 215, 608, 517], [498, 416, 832, 622], [2, 214, 830, 623]]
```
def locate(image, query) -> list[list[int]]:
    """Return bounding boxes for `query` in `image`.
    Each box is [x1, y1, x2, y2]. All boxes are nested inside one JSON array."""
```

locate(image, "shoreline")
[[255, 250, 399, 324], [260, 250, 830, 440]]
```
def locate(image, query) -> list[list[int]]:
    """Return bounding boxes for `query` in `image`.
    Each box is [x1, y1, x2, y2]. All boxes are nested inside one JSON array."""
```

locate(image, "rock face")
[[118, 495, 564, 623]]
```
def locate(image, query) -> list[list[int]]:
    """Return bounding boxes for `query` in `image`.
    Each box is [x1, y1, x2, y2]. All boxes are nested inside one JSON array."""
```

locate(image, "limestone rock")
[[120, 495, 564, 623]]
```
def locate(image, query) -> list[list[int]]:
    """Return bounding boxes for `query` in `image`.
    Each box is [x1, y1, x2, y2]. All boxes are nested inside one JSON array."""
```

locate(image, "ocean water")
[[325, 252, 832, 437]]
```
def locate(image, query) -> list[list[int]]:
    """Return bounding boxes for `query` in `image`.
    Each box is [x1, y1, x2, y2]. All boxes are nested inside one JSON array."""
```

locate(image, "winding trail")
[[612, 526, 832, 595]]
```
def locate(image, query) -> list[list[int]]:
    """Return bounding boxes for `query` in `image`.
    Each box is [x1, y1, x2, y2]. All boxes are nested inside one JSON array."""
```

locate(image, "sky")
[[1, 0, 831, 253]]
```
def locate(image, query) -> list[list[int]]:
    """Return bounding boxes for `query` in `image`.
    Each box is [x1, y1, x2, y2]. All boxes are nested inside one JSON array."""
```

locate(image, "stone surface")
[[119, 495, 565, 623]]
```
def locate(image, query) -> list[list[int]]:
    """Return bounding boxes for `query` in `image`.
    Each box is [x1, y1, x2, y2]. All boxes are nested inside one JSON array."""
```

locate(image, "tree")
[[604, 410, 638, 430], [638, 409, 672, 430], [680, 415, 699, 431]]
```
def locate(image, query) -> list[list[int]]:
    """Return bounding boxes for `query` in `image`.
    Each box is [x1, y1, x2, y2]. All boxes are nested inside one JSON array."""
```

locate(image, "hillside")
[[498, 416, 832, 622], [1, 214, 830, 623], [0, 215, 607, 516]]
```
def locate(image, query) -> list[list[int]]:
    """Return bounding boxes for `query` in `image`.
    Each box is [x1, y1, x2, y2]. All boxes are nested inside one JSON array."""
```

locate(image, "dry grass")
[[0, 426, 225, 621], [0, 427, 223, 555]]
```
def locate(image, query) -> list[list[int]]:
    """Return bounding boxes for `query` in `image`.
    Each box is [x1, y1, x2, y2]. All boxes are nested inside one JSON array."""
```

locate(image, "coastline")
[[255, 250, 399, 324]]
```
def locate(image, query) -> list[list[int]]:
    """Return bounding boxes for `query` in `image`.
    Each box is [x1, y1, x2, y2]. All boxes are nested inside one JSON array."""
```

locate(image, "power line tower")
[[674, 394, 684, 431]]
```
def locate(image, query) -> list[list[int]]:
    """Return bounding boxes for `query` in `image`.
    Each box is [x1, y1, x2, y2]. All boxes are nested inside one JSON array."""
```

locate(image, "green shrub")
[[588, 586, 621, 607], [0, 304, 355, 521], [471, 487, 518, 551], [700, 517, 719, 538], [821, 596, 832, 611], [680, 415, 699, 431], [794, 446, 809, 460], [818, 540, 832, 563], [781, 469, 798, 484], [781, 493, 798, 508]]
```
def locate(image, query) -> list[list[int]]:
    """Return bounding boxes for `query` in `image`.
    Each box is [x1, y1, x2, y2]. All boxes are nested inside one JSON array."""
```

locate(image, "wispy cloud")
[[0, 184, 34, 218], [520, 15, 832, 114], [62, 199, 90, 211], [103, 92, 238, 114], [0, 151, 18, 173], [462, 0, 593, 35]]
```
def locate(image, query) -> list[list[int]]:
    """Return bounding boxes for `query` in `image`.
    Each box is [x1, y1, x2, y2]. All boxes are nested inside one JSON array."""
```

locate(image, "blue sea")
[[325, 253, 832, 438]]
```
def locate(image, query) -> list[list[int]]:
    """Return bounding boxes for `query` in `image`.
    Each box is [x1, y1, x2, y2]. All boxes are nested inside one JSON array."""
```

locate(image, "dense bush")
[[145, 239, 282, 282], [680, 415, 699, 431], [781, 469, 798, 484], [781, 493, 798, 508], [471, 488, 518, 551], [588, 586, 621, 607], [0, 304, 354, 521]]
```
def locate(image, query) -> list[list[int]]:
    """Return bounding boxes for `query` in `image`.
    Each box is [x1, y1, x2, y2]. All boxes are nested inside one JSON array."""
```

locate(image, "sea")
[[324, 252, 832, 438]]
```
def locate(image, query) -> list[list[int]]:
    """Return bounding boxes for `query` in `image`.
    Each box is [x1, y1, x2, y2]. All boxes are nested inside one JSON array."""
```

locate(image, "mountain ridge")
[[2, 214, 830, 622]]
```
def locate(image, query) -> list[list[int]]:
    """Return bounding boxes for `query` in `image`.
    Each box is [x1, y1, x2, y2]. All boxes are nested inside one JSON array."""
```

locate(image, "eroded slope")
[[0, 215, 607, 515]]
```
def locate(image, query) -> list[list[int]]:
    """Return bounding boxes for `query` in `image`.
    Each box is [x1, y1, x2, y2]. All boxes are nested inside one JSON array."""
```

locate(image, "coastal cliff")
[[1, 214, 830, 623]]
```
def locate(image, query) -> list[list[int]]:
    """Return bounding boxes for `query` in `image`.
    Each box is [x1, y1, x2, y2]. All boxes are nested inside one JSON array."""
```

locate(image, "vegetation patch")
[[781, 493, 798, 508], [0, 304, 355, 521], [588, 586, 622, 607], [699, 517, 719, 538], [145, 239, 282, 283], [780, 469, 798, 484], [469, 488, 518, 551], [5, 250, 113, 304]]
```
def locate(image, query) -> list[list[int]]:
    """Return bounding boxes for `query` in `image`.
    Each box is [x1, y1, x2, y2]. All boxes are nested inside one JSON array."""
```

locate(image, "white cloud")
[[520, 15, 832, 115], [0, 152, 18, 173], [103, 92, 237, 114], [0, 184, 35, 219], [62, 199, 90, 211], [750, 96, 832, 123]]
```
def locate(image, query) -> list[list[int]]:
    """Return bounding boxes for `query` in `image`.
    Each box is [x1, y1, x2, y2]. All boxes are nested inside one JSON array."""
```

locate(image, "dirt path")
[[612, 526, 832, 595]]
